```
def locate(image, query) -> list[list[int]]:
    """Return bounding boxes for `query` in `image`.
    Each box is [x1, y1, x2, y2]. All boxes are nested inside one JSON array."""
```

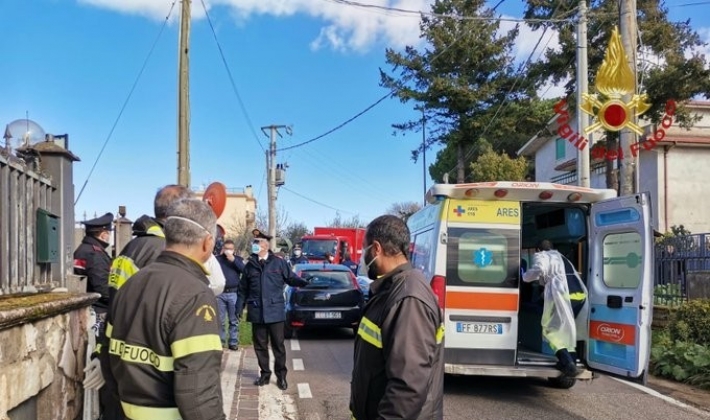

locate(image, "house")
[[518, 100, 710, 234], [192, 185, 257, 239]]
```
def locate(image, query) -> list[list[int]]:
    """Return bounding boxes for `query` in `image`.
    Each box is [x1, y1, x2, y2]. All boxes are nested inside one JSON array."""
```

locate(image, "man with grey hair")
[[105, 198, 226, 420]]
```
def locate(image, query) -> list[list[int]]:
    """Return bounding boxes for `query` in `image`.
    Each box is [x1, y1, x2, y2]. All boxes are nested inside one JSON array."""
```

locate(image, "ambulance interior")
[[517, 203, 589, 363]]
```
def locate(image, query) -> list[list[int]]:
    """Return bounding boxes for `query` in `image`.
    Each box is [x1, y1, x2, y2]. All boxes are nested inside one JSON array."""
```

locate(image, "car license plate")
[[456, 322, 503, 334], [315, 312, 342, 319]]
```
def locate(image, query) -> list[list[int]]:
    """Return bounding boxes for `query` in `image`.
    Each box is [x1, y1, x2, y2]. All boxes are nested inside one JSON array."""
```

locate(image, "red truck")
[[299, 227, 366, 264]]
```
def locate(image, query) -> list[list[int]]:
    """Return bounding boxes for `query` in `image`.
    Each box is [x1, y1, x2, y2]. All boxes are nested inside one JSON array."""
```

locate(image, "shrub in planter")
[[667, 299, 710, 347]]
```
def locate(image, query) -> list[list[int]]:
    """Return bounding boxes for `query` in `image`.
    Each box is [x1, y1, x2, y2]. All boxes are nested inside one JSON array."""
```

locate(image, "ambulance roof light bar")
[[426, 182, 617, 204]]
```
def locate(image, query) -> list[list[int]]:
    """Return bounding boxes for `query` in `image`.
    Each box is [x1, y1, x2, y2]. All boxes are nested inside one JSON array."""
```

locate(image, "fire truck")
[[299, 227, 366, 264]]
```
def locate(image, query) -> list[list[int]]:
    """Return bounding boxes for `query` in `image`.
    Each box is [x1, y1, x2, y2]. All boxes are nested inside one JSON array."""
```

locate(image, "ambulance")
[[406, 181, 654, 389]]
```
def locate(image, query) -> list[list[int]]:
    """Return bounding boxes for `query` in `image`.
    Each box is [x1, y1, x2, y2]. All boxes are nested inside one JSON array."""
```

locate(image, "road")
[[281, 328, 710, 420]]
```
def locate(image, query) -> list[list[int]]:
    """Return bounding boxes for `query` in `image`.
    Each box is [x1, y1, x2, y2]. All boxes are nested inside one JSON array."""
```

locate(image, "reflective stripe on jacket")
[[106, 251, 225, 420], [349, 263, 445, 420]]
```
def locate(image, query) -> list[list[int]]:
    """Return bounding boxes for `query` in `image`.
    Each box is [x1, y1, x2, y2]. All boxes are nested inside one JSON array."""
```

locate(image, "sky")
[[2, 0, 709, 232]]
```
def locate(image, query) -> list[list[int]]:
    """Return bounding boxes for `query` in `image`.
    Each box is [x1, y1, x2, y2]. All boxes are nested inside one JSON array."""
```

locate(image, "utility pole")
[[576, 0, 590, 187], [177, 0, 191, 188], [261, 125, 291, 250], [421, 107, 427, 205], [619, 0, 638, 195]]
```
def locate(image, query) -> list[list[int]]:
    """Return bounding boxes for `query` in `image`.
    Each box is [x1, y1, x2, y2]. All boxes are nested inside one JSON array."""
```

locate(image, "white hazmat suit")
[[522, 250, 580, 353]]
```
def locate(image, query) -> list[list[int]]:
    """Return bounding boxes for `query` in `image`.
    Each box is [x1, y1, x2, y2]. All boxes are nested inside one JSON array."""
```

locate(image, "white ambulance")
[[406, 181, 654, 389]]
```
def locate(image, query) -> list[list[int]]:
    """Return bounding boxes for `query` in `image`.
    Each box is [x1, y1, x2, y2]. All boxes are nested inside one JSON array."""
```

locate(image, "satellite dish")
[[4, 119, 46, 149], [202, 182, 227, 218]]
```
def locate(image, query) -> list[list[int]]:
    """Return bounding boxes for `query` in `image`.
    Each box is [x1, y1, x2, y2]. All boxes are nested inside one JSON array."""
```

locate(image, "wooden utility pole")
[[177, 0, 191, 188], [619, 0, 638, 195], [576, 0, 590, 187]]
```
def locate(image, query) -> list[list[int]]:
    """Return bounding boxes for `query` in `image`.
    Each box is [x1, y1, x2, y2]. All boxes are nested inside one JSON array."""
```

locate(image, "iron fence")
[[654, 233, 710, 305]]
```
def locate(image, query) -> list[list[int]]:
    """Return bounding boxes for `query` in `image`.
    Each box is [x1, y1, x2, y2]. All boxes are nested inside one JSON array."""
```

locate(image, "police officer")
[[291, 244, 308, 265], [341, 252, 358, 274], [74, 212, 114, 314], [237, 228, 309, 391]]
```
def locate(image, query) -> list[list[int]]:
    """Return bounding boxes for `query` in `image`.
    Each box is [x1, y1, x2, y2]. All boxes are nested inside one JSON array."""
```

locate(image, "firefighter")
[[350, 215, 445, 420], [106, 199, 225, 420], [74, 212, 114, 314]]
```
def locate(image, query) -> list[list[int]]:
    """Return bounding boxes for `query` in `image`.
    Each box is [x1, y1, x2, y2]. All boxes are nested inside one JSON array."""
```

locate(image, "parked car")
[[356, 276, 373, 303], [284, 263, 365, 338]]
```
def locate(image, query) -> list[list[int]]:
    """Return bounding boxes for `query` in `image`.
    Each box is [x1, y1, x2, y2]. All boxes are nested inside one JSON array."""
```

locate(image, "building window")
[[555, 138, 565, 160]]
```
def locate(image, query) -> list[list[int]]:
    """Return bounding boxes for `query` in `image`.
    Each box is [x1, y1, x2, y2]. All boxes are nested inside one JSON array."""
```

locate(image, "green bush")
[[651, 330, 710, 389], [667, 299, 710, 346]]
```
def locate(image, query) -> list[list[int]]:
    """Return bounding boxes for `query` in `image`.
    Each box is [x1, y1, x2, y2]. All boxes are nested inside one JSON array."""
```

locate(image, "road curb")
[[646, 375, 710, 414]]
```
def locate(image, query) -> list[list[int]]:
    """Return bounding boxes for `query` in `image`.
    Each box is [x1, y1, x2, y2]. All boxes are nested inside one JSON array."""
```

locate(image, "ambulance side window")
[[602, 232, 643, 288], [447, 228, 520, 288], [411, 229, 435, 280]]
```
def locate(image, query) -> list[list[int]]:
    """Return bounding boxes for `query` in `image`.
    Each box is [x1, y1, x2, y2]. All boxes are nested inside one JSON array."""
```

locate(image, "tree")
[[386, 201, 422, 223], [284, 222, 311, 247], [255, 206, 290, 238], [326, 212, 367, 228], [470, 141, 529, 181], [523, 0, 710, 189], [221, 217, 252, 256], [380, 0, 541, 183]]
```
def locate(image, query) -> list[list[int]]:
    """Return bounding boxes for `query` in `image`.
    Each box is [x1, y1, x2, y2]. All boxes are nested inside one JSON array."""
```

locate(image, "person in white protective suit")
[[522, 239, 587, 377]]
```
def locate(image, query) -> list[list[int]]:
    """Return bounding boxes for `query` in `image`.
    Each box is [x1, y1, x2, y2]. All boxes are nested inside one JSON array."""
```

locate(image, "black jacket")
[[106, 251, 225, 420], [350, 263, 445, 420], [237, 252, 308, 324], [73, 235, 112, 312], [217, 254, 244, 291]]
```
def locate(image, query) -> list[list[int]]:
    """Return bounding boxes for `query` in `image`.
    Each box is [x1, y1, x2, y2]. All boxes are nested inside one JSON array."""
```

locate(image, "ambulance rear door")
[[586, 192, 654, 382]]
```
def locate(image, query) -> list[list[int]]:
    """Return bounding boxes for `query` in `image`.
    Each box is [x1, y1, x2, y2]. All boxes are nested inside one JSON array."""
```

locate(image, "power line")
[[281, 186, 355, 214], [675, 0, 710, 5], [323, 0, 575, 23], [75, 0, 177, 205], [199, 0, 265, 152]]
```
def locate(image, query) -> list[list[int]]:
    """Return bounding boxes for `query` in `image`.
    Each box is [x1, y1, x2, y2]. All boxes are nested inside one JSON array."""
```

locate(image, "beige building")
[[518, 100, 710, 234], [193, 185, 257, 240]]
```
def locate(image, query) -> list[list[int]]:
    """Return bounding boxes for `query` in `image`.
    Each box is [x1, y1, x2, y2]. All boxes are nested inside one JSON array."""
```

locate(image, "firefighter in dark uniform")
[[237, 228, 309, 391], [105, 199, 226, 420], [74, 212, 114, 314], [350, 215, 445, 420]]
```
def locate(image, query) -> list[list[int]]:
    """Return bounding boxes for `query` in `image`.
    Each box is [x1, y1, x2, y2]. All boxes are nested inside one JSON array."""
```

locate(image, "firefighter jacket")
[[74, 235, 112, 312], [106, 251, 225, 420], [108, 215, 165, 302], [350, 263, 445, 420], [236, 252, 308, 324]]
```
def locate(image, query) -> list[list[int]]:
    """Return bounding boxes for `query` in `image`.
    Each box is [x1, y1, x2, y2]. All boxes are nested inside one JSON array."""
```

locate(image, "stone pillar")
[[32, 136, 80, 289], [113, 206, 133, 258]]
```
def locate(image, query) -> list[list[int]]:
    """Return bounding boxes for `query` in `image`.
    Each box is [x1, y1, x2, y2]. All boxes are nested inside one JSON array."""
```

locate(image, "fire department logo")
[[581, 26, 651, 135], [196, 304, 216, 322]]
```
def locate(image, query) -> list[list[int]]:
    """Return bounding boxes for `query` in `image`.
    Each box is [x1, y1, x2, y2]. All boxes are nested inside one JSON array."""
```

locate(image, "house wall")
[[193, 186, 257, 241], [664, 147, 710, 234]]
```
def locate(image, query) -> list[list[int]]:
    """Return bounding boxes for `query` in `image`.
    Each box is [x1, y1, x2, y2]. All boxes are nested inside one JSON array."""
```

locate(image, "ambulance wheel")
[[548, 376, 577, 389]]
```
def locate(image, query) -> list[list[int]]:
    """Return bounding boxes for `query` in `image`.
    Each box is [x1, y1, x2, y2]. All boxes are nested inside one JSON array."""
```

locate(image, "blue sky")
[[2, 0, 708, 231]]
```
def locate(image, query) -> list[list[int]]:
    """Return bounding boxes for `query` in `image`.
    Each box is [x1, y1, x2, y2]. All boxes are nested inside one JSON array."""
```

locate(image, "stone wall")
[[0, 292, 98, 420]]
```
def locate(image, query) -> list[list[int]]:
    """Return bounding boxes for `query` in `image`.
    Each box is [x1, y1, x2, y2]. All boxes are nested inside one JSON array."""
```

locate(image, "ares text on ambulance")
[[406, 181, 654, 389]]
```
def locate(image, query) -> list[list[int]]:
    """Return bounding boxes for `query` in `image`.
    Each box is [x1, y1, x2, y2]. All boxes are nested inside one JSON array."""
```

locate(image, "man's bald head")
[[154, 184, 192, 221]]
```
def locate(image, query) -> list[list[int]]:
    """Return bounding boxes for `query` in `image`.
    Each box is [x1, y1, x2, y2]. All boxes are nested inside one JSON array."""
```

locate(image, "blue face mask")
[[251, 243, 261, 254]]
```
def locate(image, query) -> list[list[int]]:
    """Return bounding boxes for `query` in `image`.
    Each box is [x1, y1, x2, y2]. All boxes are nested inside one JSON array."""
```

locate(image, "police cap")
[[251, 228, 273, 241], [82, 212, 114, 232]]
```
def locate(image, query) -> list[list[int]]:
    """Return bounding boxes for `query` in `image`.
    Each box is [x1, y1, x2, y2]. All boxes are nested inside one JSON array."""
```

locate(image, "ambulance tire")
[[548, 376, 577, 389]]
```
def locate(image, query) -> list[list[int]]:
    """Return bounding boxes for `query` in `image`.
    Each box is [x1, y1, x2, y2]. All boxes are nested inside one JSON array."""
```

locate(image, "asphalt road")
[[281, 328, 710, 420]]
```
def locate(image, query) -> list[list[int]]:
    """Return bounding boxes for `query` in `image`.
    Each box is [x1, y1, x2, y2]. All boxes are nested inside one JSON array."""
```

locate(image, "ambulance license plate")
[[456, 322, 503, 334], [315, 312, 342, 319]]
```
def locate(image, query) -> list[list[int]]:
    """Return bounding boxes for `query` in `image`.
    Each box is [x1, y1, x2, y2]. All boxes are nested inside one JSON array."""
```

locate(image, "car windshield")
[[301, 239, 338, 258], [301, 270, 352, 288]]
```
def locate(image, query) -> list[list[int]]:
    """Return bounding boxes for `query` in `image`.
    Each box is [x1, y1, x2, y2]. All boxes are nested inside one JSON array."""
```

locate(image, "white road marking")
[[611, 377, 710, 417], [290, 338, 301, 351], [293, 358, 305, 371], [298, 382, 313, 399]]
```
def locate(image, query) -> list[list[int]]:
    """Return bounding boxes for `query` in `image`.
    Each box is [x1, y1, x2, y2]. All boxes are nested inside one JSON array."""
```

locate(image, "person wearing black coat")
[[236, 229, 308, 391]]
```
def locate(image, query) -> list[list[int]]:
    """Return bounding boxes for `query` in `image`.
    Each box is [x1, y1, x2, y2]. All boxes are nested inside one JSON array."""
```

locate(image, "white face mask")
[[294, 250, 302, 257], [224, 249, 234, 256]]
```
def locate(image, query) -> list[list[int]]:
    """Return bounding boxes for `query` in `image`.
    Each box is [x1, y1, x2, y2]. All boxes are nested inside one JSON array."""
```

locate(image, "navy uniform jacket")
[[237, 252, 308, 324], [74, 235, 112, 312]]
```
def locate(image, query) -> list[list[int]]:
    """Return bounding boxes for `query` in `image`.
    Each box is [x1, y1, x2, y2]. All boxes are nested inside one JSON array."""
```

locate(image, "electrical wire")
[[323, 0, 575, 23], [281, 186, 356, 214], [199, 0, 265, 152], [74, 0, 177, 205], [277, 0, 511, 154]]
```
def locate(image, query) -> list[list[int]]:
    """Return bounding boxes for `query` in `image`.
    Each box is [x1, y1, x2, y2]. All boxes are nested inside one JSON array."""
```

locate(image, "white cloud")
[[77, 0, 560, 59]]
